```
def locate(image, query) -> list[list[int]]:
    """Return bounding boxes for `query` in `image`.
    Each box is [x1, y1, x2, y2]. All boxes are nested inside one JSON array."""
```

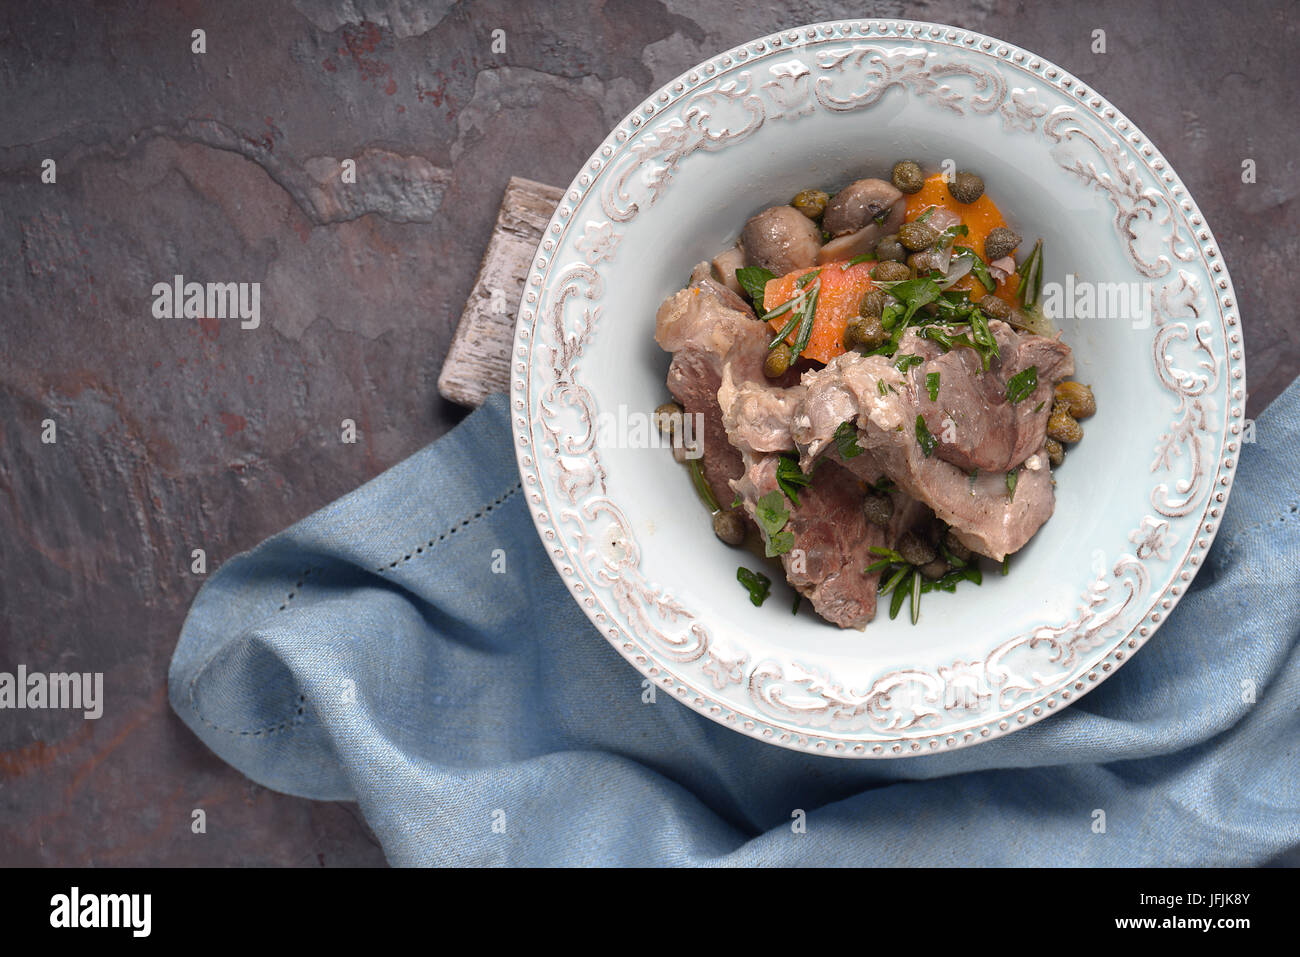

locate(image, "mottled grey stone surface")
[[0, 0, 1294, 865]]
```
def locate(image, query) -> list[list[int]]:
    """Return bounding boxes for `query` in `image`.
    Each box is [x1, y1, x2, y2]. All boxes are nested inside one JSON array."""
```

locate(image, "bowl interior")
[[588, 86, 1164, 678]]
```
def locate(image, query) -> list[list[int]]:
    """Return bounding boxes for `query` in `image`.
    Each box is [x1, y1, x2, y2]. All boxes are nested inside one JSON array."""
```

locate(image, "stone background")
[[1, 0, 1294, 865]]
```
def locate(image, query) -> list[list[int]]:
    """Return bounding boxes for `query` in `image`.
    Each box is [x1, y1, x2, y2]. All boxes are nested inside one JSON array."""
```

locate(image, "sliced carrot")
[[904, 173, 1018, 301], [764, 261, 875, 365]]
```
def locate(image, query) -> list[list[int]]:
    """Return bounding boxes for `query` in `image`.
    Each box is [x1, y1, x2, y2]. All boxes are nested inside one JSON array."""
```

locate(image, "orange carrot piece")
[[764, 261, 876, 366], [904, 173, 1018, 300]]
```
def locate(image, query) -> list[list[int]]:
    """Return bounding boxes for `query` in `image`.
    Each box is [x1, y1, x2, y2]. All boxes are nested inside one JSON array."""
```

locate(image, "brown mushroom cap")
[[815, 200, 907, 264], [822, 178, 905, 238], [740, 205, 823, 276]]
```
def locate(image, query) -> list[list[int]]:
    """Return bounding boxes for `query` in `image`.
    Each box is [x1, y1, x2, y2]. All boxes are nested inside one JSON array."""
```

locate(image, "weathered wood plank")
[[437, 176, 563, 407]]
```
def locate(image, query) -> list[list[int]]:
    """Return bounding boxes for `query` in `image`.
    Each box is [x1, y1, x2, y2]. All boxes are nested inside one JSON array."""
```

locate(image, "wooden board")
[[437, 176, 563, 408]]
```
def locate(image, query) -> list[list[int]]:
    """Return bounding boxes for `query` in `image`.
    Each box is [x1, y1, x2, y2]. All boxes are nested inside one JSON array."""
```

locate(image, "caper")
[[975, 295, 1012, 321], [984, 226, 1021, 261], [898, 531, 937, 567], [1047, 399, 1084, 444], [791, 188, 830, 221], [654, 401, 683, 436], [871, 260, 911, 282], [859, 289, 887, 318], [862, 491, 893, 527], [908, 250, 942, 274], [875, 233, 907, 263], [948, 170, 985, 204], [920, 558, 950, 580], [943, 529, 972, 562], [843, 315, 887, 351], [712, 509, 747, 546], [764, 342, 792, 378], [1045, 437, 1066, 468], [891, 160, 925, 194], [1054, 381, 1096, 419], [898, 220, 940, 251]]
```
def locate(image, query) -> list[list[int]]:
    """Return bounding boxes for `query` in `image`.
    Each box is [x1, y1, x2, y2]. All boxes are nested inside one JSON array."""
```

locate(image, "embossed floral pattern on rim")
[[510, 19, 1245, 757]]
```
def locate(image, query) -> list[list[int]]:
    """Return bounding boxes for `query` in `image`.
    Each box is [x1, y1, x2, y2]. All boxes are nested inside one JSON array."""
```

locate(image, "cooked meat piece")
[[909, 322, 1074, 473], [657, 269, 1070, 625], [793, 321, 1073, 560], [655, 275, 768, 506], [732, 454, 887, 629], [719, 377, 804, 456]]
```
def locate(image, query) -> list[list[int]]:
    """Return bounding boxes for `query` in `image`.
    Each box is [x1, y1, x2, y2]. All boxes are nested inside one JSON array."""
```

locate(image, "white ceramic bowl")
[[512, 20, 1244, 757]]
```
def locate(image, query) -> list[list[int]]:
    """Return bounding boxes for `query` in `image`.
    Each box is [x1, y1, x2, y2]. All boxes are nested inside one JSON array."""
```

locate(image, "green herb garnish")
[[737, 566, 772, 606], [1006, 469, 1018, 502], [1005, 365, 1038, 404], [878, 566, 909, 596], [889, 569, 912, 619], [775, 453, 813, 506], [915, 207, 935, 225], [955, 245, 997, 293], [876, 278, 942, 325], [880, 300, 905, 331], [869, 545, 907, 563], [735, 265, 775, 314], [921, 565, 983, 593], [915, 415, 937, 457], [792, 592, 801, 615], [833, 420, 862, 459], [789, 281, 821, 358], [894, 353, 924, 372], [1016, 239, 1043, 308], [868, 542, 988, 624], [926, 371, 941, 402], [910, 567, 923, 624], [968, 308, 1000, 370], [755, 490, 794, 557], [687, 457, 720, 513]]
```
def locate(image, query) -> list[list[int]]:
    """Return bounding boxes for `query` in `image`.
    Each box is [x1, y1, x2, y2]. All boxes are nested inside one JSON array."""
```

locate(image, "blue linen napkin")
[[169, 379, 1300, 866]]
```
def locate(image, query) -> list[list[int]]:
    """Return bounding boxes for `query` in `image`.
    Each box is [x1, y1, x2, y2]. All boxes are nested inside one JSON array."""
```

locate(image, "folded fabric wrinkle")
[[170, 379, 1300, 866]]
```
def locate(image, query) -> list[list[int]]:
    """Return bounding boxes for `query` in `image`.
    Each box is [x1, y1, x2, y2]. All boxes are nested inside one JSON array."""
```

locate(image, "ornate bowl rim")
[[510, 18, 1245, 757]]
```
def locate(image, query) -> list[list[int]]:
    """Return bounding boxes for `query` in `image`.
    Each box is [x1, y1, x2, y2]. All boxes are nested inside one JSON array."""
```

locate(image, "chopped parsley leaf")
[[735, 266, 775, 313], [1005, 365, 1038, 404], [775, 453, 813, 506], [736, 566, 772, 606], [915, 415, 937, 457], [833, 420, 862, 459], [755, 490, 794, 557]]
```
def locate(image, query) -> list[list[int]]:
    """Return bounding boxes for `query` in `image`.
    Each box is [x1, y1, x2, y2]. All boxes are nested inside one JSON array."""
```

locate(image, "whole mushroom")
[[822, 179, 905, 237], [740, 205, 823, 276], [816, 178, 907, 264]]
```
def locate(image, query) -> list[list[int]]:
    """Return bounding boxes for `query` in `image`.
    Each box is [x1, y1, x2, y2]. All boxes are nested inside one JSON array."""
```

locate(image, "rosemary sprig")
[[687, 457, 720, 513], [1016, 239, 1044, 308]]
